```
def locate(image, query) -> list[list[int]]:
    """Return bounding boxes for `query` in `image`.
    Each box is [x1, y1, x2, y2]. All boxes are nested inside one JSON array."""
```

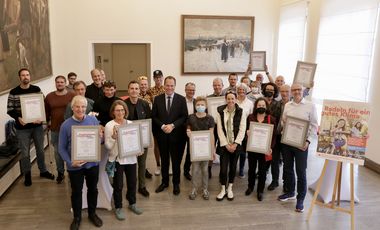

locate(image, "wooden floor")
[[1, 145, 380, 230]]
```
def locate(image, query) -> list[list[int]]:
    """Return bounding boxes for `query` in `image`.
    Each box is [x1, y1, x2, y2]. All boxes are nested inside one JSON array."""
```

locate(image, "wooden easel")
[[307, 160, 355, 230]]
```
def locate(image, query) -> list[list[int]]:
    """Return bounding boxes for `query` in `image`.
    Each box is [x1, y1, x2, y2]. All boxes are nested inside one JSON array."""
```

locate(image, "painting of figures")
[[0, 0, 52, 94], [182, 15, 254, 74]]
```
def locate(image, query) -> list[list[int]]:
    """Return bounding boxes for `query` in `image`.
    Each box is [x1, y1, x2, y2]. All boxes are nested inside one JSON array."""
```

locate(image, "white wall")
[[0, 0, 279, 143]]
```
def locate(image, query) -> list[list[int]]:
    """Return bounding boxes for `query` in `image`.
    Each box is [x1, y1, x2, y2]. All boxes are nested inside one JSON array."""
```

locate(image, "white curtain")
[[313, 0, 379, 102], [276, 0, 307, 82]]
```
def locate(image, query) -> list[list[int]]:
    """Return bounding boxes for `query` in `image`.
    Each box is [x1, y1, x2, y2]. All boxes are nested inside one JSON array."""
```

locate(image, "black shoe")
[[173, 184, 180, 195], [208, 166, 212, 179], [184, 172, 192, 181], [138, 187, 150, 197], [56, 172, 65, 184], [268, 181, 279, 191], [155, 183, 168, 193], [245, 187, 253, 196], [145, 169, 153, 179], [40, 171, 55, 180], [257, 193, 263, 201], [70, 218, 81, 230], [88, 214, 103, 227], [24, 172, 32, 186]]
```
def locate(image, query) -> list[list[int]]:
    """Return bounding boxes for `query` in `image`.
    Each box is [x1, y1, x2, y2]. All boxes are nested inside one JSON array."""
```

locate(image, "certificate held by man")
[[190, 130, 213, 162], [250, 51, 266, 71], [281, 116, 310, 149], [71, 126, 101, 162], [206, 96, 225, 122], [20, 93, 46, 123], [117, 123, 143, 158], [246, 122, 274, 154]]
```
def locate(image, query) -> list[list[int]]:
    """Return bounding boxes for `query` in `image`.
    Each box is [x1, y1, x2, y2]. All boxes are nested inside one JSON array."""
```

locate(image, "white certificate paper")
[[250, 51, 266, 71], [20, 93, 46, 123], [132, 119, 152, 148], [286, 121, 305, 143], [294, 61, 317, 88], [206, 96, 225, 122], [190, 130, 213, 162], [281, 116, 309, 148], [246, 122, 273, 154], [118, 124, 142, 158], [71, 126, 100, 162]]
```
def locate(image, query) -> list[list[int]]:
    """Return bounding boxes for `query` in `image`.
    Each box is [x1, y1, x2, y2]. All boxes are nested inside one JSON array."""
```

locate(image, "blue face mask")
[[196, 105, 206, 113]]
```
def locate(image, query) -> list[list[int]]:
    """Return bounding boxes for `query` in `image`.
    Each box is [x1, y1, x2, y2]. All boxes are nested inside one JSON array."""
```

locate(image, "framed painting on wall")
[[0, 0, 52, 95], [182, 15, 254, 74]]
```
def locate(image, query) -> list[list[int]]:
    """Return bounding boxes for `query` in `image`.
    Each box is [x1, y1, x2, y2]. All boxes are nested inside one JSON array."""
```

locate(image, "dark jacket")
[[152, 93, 188, 142], [217, 103, 245, 152], [124, 98, 152, 120]]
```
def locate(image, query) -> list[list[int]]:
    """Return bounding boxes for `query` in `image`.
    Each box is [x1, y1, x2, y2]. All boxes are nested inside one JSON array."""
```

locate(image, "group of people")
[[6, 66, 318, 230]]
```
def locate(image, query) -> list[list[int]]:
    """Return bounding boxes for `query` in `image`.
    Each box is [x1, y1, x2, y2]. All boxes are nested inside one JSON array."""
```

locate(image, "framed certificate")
[[117, 123, 143, 158], [189, 130, 213, 162], [20, 93, 46, 123], [132, 119, 152, 148], [246, 122, 274, 154], [250, 51, 266, 71], [281, 116, 310, 149], [71, 126, 101, 162], [293, 61, 317, 88], [206, 96, 225, 122]]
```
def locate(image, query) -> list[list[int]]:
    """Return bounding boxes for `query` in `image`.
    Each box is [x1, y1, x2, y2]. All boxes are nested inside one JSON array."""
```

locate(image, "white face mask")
[[196, 105, 206, 113], [252, 87, 259, 94]]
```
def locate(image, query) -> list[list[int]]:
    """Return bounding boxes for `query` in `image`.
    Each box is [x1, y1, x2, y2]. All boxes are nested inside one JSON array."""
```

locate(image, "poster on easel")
[[316, 99, 371, 165]]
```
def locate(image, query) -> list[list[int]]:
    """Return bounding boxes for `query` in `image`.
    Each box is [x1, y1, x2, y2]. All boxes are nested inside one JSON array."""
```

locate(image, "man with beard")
[[45, 76, 76, 183], [7, 68, 55, 186], [93, 80, 120, 127]]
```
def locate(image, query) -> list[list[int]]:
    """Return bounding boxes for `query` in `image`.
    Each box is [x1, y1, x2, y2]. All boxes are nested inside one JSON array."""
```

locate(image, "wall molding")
[[365, 158, 380, 174]]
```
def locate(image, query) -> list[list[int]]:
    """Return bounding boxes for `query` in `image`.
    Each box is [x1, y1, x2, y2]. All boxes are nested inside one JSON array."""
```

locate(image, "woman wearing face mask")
[[216, 91, 247, 201], [186, 96, 215, 200], [245, 97, 277, 201]]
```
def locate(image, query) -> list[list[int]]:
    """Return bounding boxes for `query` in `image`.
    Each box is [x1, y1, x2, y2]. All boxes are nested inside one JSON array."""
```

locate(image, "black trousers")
[[184, 137, 191, 174], [219, 147, 239, 185], [270, 135, 282, 183], [68, 166, 99, 220], [113, 162, 137, 208], [158, 135, 185, 185], [247, 152, 267, 193], [282, 144, 308, 201]]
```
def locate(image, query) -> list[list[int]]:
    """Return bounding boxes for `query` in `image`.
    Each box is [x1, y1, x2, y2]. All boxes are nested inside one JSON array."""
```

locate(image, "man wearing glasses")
[[278, 83, 318, 213]]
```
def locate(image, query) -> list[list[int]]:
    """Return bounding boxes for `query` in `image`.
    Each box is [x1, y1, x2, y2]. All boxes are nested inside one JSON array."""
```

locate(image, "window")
[[313, 0, 379, 102], [276, 0, 308, 81]]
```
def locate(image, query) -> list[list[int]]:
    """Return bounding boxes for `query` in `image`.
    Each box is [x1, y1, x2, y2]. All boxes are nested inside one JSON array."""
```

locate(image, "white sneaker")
[[154, 167, 161, 176], [216, 185, 226, 201], [227, 183, 234, 201]]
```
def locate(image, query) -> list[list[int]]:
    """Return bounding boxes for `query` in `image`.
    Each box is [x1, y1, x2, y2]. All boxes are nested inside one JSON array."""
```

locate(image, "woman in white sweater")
[[105, 100, 143, 221]]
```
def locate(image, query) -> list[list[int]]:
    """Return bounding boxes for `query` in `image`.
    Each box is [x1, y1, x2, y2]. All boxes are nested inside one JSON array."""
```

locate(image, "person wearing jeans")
[[105, 100, 143, 221], [277, 83, 318, 213], [7, 68, 55, 186], [59, 95, 103, 230]]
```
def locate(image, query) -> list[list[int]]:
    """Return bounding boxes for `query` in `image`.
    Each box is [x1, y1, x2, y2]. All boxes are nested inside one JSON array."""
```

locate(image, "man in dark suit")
[[183, 82, 196, 181], [152, 76, 188, 195]]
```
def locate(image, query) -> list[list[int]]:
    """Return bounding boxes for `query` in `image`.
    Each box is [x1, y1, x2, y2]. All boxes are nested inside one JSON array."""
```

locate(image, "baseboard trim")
[[365, 158, 380, 174]]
